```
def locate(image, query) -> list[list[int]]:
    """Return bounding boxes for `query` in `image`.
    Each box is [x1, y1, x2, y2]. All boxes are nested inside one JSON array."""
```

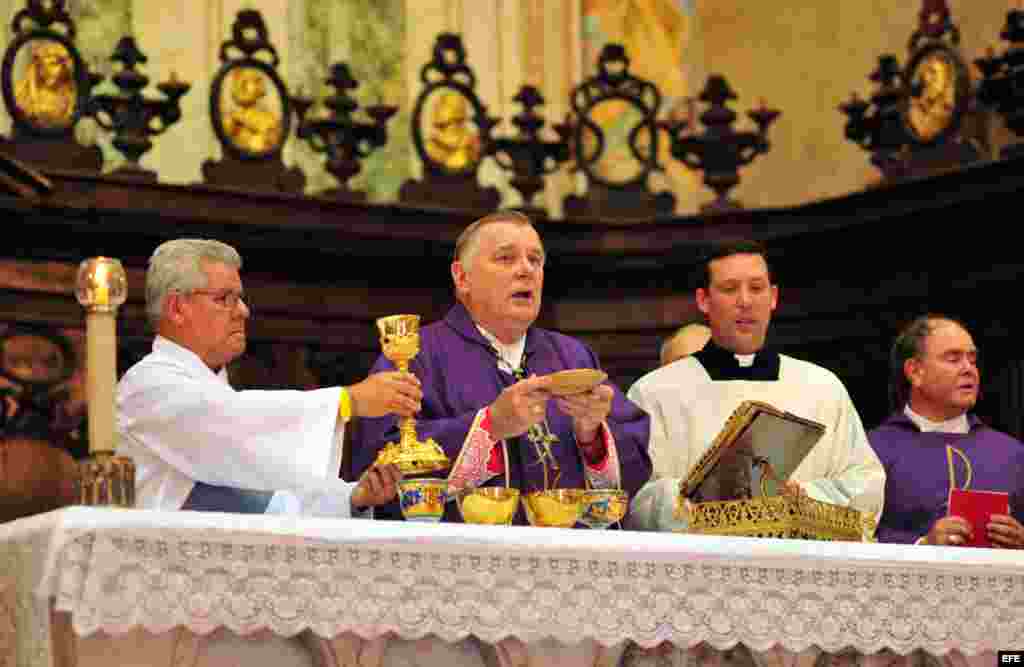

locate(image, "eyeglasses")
[[187, 289, 248, 311]]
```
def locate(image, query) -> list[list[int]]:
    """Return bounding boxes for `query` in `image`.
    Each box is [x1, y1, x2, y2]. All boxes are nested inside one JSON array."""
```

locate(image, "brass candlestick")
[[74, 257, 134, 507], [373, 315, 449, 475]]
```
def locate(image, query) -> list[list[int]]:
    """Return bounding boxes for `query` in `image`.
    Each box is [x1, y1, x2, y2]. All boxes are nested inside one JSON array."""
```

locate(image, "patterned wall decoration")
[[0, 321, 87, 458], [294, 0, 408, 201], [581, 0, 702, 212], [0, 0, 130, 170], [63, 0, 131, 171]]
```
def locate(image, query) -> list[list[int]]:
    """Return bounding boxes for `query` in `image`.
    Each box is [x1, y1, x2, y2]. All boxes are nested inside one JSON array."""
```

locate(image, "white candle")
[[85, 310, 116, 454], [76, 257, 126, 458]]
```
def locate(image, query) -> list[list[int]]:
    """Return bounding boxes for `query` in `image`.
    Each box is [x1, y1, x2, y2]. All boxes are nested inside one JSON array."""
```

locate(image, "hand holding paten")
[[489, 374, 552, 440], [349, 371, 422, 418], [351, 463, 403, 509], [927, 515, 973, 546], [556, 384, 613, 444], [987, 514, 1024, 549]]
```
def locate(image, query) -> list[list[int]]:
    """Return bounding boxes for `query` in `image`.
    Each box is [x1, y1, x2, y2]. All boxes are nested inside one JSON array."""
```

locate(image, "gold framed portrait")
[[2, 35, 85, 133], [903, 43, 968, 145], [211, 61, 289, 158], [414, 87, 485, 175]]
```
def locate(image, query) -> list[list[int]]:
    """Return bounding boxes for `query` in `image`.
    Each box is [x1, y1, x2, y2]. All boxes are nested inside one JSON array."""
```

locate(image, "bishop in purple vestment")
[[350, 212, 652, 524], [869, 315, 1024, 547]]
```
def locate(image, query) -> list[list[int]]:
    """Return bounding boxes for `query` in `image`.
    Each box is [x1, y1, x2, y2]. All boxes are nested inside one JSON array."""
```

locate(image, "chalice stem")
[[399, 416, 418, 447], [395, 357, 418, 446]]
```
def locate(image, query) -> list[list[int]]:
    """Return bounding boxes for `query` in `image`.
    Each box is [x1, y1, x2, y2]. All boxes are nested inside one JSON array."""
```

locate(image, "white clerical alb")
[[117, 336, 357, 517], [626, 343, 885, 532]]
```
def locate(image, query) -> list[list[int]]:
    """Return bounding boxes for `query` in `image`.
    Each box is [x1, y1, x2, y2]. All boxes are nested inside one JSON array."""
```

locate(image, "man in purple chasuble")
[[350, 211, 652, 525], [869, 314, 1024, 547]]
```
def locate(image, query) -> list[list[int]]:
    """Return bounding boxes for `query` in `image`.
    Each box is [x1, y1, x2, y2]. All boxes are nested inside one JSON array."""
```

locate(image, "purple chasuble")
[[350, 303, 652, 524], [868, 412, 1024, 544]]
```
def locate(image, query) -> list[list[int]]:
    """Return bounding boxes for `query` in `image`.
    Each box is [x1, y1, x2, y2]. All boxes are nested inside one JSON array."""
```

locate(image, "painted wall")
[[0, 0, 411, 200], [693, 0, 1011, 209], [0, 0, 1015, 213], [580, 0, 702, 213]]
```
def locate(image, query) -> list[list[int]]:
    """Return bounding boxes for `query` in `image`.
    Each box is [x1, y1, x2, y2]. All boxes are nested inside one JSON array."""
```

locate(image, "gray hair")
[[453, 210, 535, 273], [146, 239, 242, 328]]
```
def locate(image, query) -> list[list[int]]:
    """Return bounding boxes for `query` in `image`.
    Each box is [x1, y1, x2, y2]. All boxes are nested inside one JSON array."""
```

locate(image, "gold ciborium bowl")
[[522, 489, 585, 528], [458, 487, 521, 525], [580, 489, 629, 529], [398, 478, 448, 523]]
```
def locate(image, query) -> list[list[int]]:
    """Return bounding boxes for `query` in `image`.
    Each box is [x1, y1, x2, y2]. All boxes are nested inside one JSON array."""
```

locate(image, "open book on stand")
[[677, 401, 864, 541]]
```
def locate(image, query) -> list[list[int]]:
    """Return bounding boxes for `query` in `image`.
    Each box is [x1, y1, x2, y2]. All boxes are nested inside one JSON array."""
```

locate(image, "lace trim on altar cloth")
[[50, 532, 1024, 653], [0, 521, 56, 667], [3, 510, 1024, 667]]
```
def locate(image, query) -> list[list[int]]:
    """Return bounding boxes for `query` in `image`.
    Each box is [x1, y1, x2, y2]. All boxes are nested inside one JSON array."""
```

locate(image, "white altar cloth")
[[2, 507, 1023, 667]]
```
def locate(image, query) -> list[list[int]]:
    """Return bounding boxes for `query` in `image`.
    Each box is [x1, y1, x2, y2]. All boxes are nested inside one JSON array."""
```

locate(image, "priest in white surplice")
[[626, 239, 885, 533], [117, 238, 422, 517]]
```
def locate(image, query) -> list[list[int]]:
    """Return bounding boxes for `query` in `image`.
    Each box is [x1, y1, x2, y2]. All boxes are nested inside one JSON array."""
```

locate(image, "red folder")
[[947, 488, 1010, 547]]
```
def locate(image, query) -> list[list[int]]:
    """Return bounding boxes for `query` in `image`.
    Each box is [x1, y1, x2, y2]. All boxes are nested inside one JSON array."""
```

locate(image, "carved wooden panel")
[[2, 156, 1024, 439]]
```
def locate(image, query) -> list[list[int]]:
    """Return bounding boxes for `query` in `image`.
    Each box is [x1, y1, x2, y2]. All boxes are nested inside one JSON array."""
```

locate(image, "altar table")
[[1, 507, 1020, 667]]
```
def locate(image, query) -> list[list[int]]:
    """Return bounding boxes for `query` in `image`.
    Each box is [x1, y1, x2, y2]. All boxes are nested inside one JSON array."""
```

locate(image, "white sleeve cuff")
[[266, 479, 360, 519]]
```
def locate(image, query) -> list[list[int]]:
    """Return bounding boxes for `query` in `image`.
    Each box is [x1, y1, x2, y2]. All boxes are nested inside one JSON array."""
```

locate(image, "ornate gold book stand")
[[677, 401, 863, 541]]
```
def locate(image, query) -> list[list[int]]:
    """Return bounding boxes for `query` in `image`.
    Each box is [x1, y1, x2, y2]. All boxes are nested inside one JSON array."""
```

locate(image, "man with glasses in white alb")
[[116, 238, 421, 517]]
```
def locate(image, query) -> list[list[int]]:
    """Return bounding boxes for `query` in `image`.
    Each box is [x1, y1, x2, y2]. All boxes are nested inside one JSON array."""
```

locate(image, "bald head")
[[660, 323, 711, 366]]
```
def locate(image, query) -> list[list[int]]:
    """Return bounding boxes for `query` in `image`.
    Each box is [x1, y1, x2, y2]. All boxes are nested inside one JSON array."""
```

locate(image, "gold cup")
[[374, 315, 450, 475], [522, 489, 585, 528], [458, 487, 521, 525], [398, 478, 448, 522]]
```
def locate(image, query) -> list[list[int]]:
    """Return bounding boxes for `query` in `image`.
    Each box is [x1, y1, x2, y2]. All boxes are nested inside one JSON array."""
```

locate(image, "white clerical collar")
[[476, 324, 526, 373], [735, 353, 755, 367], [904, 405, 969, 434]]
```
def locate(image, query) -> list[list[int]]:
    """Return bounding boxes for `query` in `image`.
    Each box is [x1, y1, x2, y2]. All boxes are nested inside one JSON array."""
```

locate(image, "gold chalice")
[[579, 489, 629, 529], [374, 315, 450, 475], [457, 487, 520, 525], [522, 489, 585, 528]]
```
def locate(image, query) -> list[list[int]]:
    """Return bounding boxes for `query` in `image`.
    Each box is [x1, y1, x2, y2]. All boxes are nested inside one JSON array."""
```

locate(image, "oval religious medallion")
[[903, 43, 968, 145]]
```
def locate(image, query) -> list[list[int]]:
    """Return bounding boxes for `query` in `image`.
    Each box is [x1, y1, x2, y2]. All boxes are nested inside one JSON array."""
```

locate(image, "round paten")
[[544, 369, 608, 397]]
